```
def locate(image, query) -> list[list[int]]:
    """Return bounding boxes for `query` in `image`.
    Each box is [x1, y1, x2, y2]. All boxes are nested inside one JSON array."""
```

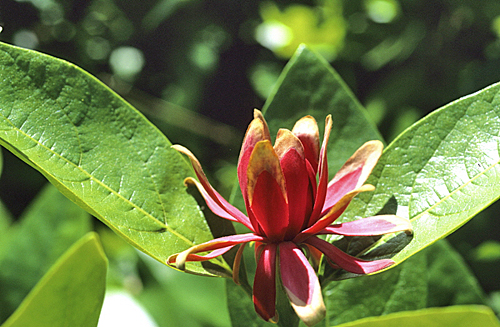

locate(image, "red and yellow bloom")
[[168, 110, 411, 326]]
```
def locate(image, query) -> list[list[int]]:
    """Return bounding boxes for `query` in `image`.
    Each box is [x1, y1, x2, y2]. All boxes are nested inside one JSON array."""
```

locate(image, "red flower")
[[168, 110, 412, 326]]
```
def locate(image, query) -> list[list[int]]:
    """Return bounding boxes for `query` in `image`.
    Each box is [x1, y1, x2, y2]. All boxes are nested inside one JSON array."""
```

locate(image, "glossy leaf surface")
[[333, 305, 500, 327], [1, 233, 107, 327], [340, 81, 500, 265], [0, 42, 222, 275]]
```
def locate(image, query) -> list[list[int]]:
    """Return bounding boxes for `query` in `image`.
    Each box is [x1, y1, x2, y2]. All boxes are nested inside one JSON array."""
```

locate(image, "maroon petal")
[[172, 145, 252, 230], [295, 184, 375, 243], [253, 243, 278, 323], [184, 178, 253, 230], [317, 215, 413, 236], [247, 141, 289, 241], [309, 115, 333, 226], [167, 233, 264, 270], [304, 236, 394, 274], [275, 129, 313, 239], [322, 141, 383, 216], [238, 110, 271, 232], [279, 242, 325, 326], [292, 115, 320, 173]]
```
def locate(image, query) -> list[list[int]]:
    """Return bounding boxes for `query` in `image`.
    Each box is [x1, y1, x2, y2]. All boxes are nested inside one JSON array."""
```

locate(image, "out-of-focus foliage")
[[255, 1, 346, 60]]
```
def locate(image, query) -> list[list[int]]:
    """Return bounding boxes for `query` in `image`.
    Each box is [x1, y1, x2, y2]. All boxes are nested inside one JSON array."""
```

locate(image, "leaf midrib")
[[0, 111, 194, 247]]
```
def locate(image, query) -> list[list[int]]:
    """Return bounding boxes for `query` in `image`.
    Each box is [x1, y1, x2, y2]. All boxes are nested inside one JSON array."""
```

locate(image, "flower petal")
[[317, 215, 413, 236], [275, 129, 313, 238], [238, 110, 271, 232], [184, 178, 253, 230], [292, 115, 320, 173], [247, 140, 289, 241], [167, 233, 264, 270], [295, 184, 375, 243], [253, 243, 278, 323], [172, 145, 252, 229], [309, 115, 333, 226], [304, 236, 394, 274], [279, 242, 325, 326], [322, 140, 383, 216]]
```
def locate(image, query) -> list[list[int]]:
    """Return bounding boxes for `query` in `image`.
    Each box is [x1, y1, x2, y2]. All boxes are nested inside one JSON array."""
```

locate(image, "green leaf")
[[322, 250, 428, 326], [136, 255, 231, 327], [262, 45, 383, 173], [340, 81, 500, 265], [226, 280, 274, 327], [0, 184, 91, 322], [333, 306, 500, 327], [0, 42, 223, 276], [425, 240, 486, 307], [1, 233, 107, 327]]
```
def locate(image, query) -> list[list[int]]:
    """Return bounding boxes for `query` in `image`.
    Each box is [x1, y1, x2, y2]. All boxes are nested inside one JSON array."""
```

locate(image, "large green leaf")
[[0, 42, 224, 276], [339, 81, 500, 265], [426, 240, 485, 307], [318, 239, 485, 326], [1, 233, 107, 327], [0, 184, 90, 322], [262, 45, 383, 174], [333, 306, 500, 327], [322, 250, 428, 326]]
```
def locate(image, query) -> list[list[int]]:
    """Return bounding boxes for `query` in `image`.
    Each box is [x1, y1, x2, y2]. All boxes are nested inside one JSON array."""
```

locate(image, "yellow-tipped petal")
[[274, 128, 305, 159], [329, 140, 383, 189]]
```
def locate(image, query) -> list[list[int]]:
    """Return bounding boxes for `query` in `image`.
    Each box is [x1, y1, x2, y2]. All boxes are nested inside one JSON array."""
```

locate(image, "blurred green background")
[[1, 0, 500, 326]]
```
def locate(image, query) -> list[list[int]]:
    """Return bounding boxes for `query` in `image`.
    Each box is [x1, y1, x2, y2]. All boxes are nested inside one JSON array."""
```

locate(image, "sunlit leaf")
[[317, 240, 485, 326], [332, 305, 500, 327], [322, 250, 427, 326], [1, 233, 107, 327], [0, 42, 226, 276], [339, 81, 500, 265]]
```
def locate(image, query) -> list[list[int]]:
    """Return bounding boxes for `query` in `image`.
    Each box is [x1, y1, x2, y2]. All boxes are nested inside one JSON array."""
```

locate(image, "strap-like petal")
[[295, 184, 375, 243], [167, 233, 264, 270], [185, 178, 253, 230], [247, 141, 289, 241], [172, 145, 252, 229], [317, 215, 413, 236], [275, 129, 313, 239], [253, 243, 278, 323], [309, 115, 332, 226], [279, 242, 325, 326], [304, 236, 394, 274], [292, 115, 320, 173], [322, 140, 383, 216], [238, 110, 271, 233]]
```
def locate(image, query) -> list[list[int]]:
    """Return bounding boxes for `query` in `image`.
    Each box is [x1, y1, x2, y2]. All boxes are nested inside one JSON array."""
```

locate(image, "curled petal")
[[167, 233, 264, 270], [185, 178, 253, 230], [292, 115, 320, 173], [279, 242, 325, 326], [304, 236, 394, 274], [317, 215, 413, 236], [253, 243, 278, 323], [322, 140, 383, 216], [295, 184, 375, 243], [172, 145, 252, 229], [309, 115, 333, 226]]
